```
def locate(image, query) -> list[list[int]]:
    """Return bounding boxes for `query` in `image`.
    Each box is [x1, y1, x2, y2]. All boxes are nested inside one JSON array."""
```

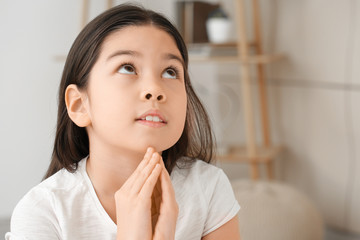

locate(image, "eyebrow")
[[106, 50, 141, 61], [106, 50, 184, 66], [163, 53, 184, 67]]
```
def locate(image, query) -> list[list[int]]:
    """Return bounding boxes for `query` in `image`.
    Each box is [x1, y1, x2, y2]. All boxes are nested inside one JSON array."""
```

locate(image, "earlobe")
[[65, 84, 91, 127]]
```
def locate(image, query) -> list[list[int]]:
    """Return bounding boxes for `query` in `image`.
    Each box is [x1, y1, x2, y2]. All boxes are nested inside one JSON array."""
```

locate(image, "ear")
[[65, 84, 91, 127]]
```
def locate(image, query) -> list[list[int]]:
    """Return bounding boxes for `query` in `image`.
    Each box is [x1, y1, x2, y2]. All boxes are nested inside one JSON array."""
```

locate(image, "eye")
[[162, 67, 179, 79], [118, 64, 136, 75]]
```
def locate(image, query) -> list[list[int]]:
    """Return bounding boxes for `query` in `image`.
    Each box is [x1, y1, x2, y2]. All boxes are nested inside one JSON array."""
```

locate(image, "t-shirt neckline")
[[78, 157, 118, 230]]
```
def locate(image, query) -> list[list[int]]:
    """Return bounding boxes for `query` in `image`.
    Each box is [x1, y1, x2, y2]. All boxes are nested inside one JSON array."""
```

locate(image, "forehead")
[[99, 25, 181, 59]]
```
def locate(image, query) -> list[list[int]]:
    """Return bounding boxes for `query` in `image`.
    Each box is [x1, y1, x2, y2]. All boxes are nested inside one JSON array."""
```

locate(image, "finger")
[[121, 147, 154, 189], [152, 179, 162, 211], [130, 152, 161, 195], [139, 163, 162, 199], [152, 158, 164, 202], [151, 183, 161, 224], [156, 157, 175, 200], [153, 164, 178, 236], [153, 178, 162, 199], [159, 155, 166, 169], [136, 147, 155, 172], [160, 163, 177, 203]]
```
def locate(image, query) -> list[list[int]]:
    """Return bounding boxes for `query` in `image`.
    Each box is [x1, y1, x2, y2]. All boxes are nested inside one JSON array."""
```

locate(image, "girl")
[[6, 4, 241, 240]]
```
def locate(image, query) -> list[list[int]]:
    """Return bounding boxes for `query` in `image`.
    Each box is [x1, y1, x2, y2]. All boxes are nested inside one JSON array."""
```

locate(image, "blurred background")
[[0, 0, 359, 239]]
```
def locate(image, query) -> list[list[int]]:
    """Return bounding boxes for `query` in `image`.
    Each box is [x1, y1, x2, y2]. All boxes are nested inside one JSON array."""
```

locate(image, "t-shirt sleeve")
[[202, 169, 240, 236], [5, 187, 61, 240]]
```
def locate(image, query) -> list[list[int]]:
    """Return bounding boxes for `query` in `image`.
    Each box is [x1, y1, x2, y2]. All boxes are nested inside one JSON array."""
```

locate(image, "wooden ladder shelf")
[[190, 0, 284, 180]]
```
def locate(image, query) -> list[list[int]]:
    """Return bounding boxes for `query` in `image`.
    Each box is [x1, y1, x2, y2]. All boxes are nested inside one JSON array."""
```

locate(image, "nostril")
[[157, 95, 163, 101], [145, 93, 152, 100]]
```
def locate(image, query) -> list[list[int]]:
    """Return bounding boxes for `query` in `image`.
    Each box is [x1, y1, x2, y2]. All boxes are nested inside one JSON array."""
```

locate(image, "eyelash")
[[165, 65, 180, 79], [118, 62, 136, 73], [117, 63, 181, 79]]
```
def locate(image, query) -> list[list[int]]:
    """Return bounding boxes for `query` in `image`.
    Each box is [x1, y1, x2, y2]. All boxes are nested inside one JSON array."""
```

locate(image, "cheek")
[[174, 93, 187, 132], [88, 87, 134, 124], [180, 96, 187, 124]]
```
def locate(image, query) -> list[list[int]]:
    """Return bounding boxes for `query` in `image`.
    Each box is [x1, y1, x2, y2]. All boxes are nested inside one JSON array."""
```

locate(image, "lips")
[[136, 110, 167, 124]]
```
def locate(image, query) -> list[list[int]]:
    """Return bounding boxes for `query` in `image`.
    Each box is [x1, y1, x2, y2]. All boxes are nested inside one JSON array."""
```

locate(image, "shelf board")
[[189, 53, 285, 64], [54, 55, 67, 62], [216, 145, 283, 163], [188, 41, 257, 48]]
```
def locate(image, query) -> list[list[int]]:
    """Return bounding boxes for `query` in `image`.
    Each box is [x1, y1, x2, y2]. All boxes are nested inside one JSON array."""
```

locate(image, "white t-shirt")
[[6, 158, 240, 240]]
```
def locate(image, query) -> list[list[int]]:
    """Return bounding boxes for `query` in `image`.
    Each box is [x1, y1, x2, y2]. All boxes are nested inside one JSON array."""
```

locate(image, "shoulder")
[[171, 159, 228, 194], [39, 164, 86, 193], [13, 166, 82, 210], [8, 160, 87, 239], [20, 164, 86, 208], [171, 159, 223, 181], [171, 159, 237, 208], [13, 159, 88, 215], [171, 159, 240, 237]]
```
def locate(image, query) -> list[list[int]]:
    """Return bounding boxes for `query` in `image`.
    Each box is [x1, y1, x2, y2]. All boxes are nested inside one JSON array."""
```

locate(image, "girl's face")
[[83, 25, 187, 155]]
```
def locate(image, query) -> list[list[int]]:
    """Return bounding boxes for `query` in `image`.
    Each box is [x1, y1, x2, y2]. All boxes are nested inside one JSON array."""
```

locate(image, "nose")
[[144, 93, 165, 101], [140, 84, 167, 102]]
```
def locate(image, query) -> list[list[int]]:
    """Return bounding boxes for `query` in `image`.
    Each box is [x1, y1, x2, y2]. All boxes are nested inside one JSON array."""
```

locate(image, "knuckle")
[[132, 168, 141, 177], [140, 169, 149, 179], [145, 177, 155, 187]]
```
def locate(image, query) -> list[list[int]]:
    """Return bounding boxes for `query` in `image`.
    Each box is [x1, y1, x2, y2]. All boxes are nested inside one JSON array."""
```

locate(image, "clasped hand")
[[115, 147, 178, 240]]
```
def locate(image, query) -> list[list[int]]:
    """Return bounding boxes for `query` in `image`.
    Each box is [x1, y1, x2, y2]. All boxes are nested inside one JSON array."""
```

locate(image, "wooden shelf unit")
[[188, 41, 258, 48], [217, 145, 283, 163], [189, 53, 285, 64], [189, 0, 284, 180]]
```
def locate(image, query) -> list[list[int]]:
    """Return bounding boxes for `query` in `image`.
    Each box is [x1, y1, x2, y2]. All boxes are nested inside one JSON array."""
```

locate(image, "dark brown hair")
[[44, 3, 214, 179]]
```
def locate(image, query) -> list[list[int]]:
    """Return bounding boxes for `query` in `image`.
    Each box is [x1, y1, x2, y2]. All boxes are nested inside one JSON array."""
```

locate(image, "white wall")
[[0, 0, 77, 218], [263, 0, 360, 234]]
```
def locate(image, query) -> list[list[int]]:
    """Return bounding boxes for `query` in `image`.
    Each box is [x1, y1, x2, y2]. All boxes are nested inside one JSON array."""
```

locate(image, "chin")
[[141, 139, 179, 153]]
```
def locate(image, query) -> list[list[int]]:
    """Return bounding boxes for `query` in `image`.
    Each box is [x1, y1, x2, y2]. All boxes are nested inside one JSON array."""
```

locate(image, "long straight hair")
[[44, 4, 214, 179]]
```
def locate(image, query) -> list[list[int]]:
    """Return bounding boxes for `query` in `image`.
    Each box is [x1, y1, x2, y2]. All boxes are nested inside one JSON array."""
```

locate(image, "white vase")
[[206, 18, 232, 44]]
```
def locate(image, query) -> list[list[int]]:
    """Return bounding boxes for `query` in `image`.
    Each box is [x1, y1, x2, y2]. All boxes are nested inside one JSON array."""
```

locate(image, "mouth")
[[135, 110, 167, 126], [138, 115, 165, 123]]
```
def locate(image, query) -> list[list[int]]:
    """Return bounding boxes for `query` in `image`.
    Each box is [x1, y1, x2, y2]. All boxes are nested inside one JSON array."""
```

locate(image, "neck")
[[86, 147, 147, 197]]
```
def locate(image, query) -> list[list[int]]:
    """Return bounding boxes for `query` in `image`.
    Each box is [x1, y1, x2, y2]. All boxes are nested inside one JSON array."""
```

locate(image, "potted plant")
[[206, 7, 232, 43]]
